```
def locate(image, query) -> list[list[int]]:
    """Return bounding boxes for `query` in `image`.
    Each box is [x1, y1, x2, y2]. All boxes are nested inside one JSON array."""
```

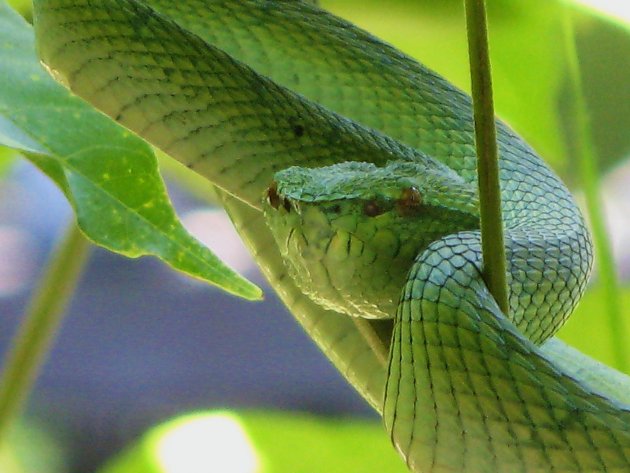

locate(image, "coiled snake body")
[[33, 0, 630, 471]]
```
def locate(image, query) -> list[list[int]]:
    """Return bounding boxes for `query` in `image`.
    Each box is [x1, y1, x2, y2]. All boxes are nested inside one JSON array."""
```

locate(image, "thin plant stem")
[[463, 0, 509, 314], [562, 9, 627, 372], [0, 221, 90, 442], [352, 319, 388, 368]]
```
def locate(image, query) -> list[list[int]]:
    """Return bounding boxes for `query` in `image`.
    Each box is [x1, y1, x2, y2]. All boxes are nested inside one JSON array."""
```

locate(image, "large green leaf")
[[0, 0, 261, 300]]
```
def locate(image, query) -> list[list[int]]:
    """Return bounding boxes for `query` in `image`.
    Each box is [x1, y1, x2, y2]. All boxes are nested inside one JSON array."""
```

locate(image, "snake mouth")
[[264, 179, 391, 263]]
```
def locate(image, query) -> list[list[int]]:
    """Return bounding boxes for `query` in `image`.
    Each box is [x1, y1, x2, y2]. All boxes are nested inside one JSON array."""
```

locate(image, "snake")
[[32, 0, 630, 471]]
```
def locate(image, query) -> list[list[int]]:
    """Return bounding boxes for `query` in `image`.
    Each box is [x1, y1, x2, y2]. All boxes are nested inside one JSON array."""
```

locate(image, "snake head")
[[262, 161, 480, 319]]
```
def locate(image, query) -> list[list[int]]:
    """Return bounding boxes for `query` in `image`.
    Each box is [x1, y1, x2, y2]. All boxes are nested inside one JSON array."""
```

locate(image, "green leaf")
[[0, 0, 261, 300]]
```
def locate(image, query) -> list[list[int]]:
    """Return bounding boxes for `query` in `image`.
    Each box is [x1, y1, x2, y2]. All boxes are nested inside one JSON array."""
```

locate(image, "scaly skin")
[[32, 0, 630, 471], [264, 161, 480, 320]]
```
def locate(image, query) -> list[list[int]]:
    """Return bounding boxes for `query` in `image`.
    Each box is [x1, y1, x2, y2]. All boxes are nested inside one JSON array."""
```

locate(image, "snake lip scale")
[[31, 0, 630, 471]]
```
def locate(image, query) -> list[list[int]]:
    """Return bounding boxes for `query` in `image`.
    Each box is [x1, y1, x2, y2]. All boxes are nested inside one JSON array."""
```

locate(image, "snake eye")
[[267, 181, 281, 209], [397, 186, 423, 216]]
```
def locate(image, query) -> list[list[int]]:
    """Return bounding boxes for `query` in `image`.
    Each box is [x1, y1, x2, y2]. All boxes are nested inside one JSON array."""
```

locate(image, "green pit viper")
[[32, 0, 630, 471]]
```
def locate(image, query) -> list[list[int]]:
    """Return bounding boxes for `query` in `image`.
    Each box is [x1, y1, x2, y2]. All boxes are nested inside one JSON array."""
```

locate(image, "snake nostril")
[[283, 197, 292, 213], [364, 200, 383, 217], [267, 181, 281, 209]]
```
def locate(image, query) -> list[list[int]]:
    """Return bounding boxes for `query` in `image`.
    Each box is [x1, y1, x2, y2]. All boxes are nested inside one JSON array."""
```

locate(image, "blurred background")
[[0, 0, 629, 472]]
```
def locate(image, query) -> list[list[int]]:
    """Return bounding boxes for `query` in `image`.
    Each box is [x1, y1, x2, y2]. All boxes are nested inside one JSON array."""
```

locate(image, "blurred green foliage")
[[6, 0, 29, 19], [566, 10, 630, 173], [559, 285, 630, 369], [99, 411, 407, 473], [0, 422, 67, 473], [0, 146, 17, 177]]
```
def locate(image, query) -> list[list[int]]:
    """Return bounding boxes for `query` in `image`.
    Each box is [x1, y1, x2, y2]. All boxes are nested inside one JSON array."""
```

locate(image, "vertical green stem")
[[0, 222, 90, 441], [464, 0, 509, 314], [562, 10, 627, 372]]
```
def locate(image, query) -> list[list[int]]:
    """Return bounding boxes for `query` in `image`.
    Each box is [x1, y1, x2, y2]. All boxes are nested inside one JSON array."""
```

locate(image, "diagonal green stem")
[[352, 319, 388, 368], [561, 9, 627, 373], [0, 221, 90, 442], [463, 0, 509, 315]]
